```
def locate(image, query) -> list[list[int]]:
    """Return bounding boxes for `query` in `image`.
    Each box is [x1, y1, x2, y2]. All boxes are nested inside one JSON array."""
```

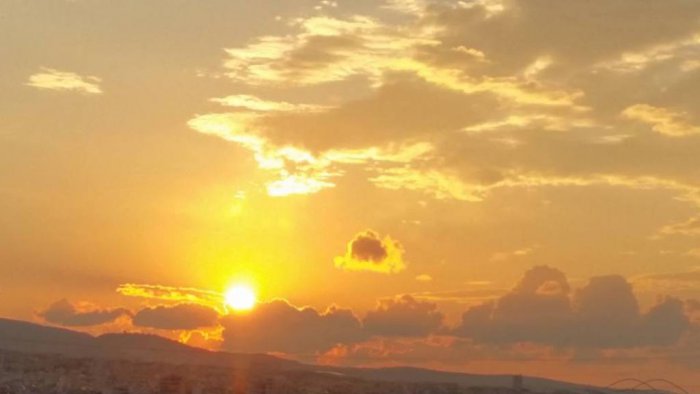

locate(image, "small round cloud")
[[334, 230, 405, 274]]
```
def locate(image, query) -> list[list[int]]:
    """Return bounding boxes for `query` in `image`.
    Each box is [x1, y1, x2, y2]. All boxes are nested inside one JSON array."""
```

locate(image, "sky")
[[2, 0, 700, 390]]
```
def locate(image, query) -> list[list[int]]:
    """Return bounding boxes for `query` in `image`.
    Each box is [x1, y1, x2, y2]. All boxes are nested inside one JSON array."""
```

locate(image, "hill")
[[0, 317, 618, 393]]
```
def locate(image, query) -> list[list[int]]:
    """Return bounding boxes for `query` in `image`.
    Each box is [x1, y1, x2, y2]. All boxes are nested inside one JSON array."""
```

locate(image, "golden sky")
[[2, 0, 700, 389]]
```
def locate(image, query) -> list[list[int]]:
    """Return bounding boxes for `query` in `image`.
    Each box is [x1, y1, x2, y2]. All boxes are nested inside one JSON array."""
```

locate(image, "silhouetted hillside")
[[0, 317, 633, 393]]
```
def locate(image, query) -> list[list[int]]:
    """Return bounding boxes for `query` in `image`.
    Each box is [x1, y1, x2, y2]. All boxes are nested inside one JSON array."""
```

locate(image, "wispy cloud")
[[410, 288, 507, 304], [116, 283, 224, 308], [210, 94, 326, 112], [188, 111, 434, 197], [491, 246, 538, 262], [622, 104, 700, 137], [656, 216, 700, 237], [27, 68, 102, 94]]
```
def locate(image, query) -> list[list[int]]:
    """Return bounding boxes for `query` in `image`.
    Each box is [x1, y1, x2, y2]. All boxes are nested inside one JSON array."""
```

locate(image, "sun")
[[224, 285, 257, 311]]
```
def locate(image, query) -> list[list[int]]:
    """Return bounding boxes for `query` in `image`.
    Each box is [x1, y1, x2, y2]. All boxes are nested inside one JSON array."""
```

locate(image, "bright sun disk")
[[224, 285, 257, 311]]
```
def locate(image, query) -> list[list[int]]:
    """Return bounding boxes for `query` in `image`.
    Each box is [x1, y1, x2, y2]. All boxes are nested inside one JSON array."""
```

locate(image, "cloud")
[[571, 275, 642, 347], [221, 9, 585, 109], [373, 170, 700, 216], [116, 283, 224, 308], [657, 216, 700, 237], [415, 274, 433, 282], [220, 299, 367, 355], [252, 78, 504, 152], [370, 167, 485, 201], [370, 166, 700, 212], [210, 94, 326, 113], [37, 299, 130, 327], [455, 266, 573, 345], [411, 288, 507, 304], [334, 230, 406, 274], [223, 15, 436, 86], [382, 0, 426, 15], [595, 32, 700, 74], [189, 76, 497, 198], [189, 0, 700, 248], [512, 265, 570, 296], [266, 174, 335, 197], [490, 246, 537, 262], [34, 268, 699, 366], [27, 68, 102, 94], [632, 268, 700, 294], [132, 303, 220, 330], [622, 104, 700, 137], [181, 329, 223, 350], [363, 295, 444, 337], [424, 0, 700, 74], [640, 297, 690, 347], [454, 266, 691, 349], [461, 114, 593, 134], [188, 110, 434, 197]]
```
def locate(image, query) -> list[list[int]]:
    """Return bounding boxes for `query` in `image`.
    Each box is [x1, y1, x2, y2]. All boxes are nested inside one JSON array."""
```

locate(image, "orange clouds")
[[116, 283, 224, 308], [30, 265, 700, 380], [37, 299, 130, 327], [27, 68, 102, 94], [622, 104, 700, 137], [454, 267, 690, 349], [334, 230, 406, 274], [363, 295, 444, 337], [132, 304, 220, 330], [220, 299, 367, 355]]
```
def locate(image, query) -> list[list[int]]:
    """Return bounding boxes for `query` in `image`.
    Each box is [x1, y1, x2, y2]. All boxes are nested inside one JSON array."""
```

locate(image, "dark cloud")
[[513, 265, 570, 296], [571, 275, 641, 347], [575, 285, 688, 348], [454, 266, 691, 349], [132, 303, 220, 330], [456, 266, 574, 345], [38, 299, 130, 327], [142, 267, 693, 356], [334, 230, 406, 273], [641, 297, 689, 347], [363, 295, 444, 337], [220, 300, 367, 355], [255, 77, 504, 152], [352, 232, 389, 262]]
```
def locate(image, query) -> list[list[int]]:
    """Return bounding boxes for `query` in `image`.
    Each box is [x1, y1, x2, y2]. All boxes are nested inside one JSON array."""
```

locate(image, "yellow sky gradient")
[[2, 0, 700, 389]]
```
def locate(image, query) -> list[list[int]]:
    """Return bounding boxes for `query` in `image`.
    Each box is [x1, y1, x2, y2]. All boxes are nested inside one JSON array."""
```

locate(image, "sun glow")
[[224, 285, 257, 311]]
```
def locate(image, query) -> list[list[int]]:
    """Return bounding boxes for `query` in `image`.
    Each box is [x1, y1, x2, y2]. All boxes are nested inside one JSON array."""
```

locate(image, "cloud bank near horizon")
[[36, 265, 700, 370]]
